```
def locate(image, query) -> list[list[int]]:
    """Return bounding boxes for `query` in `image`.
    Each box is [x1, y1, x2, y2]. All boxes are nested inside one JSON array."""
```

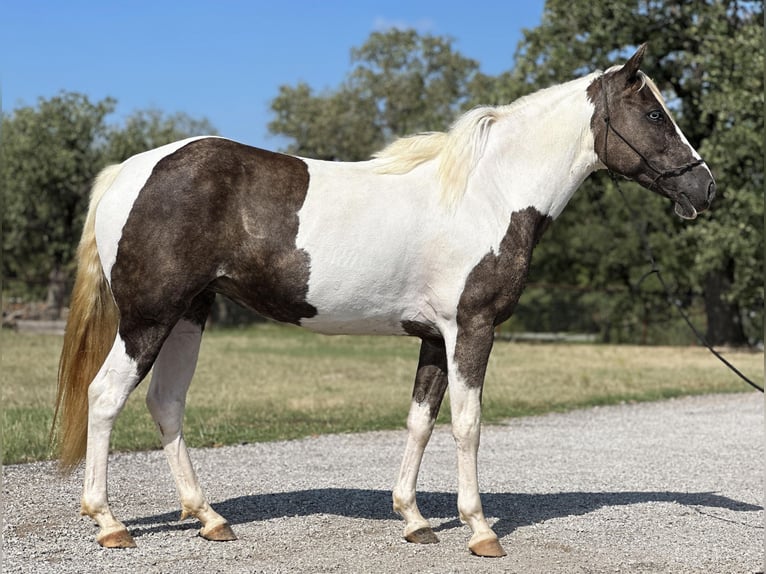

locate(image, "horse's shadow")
[[125, 489, 761, 539]]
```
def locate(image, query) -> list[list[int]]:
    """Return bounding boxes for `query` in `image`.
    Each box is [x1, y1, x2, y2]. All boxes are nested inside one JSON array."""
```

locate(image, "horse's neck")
[[473, 75, 600, 220]]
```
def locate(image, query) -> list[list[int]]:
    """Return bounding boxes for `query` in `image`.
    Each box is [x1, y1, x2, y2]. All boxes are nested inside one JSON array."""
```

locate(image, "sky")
[[1, 1, 545, 150]]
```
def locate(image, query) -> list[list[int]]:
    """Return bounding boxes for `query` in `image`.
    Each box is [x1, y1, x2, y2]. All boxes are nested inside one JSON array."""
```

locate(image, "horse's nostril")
[[707, 181, 716, 202]]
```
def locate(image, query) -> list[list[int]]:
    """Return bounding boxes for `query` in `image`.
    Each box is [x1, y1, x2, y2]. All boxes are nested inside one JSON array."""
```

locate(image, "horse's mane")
[[371, 75, 601, 206], [372, 106, 503, 207]]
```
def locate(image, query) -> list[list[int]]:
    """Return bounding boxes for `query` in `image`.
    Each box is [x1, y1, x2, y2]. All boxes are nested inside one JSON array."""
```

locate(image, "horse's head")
[[588, 44, 715, 219]]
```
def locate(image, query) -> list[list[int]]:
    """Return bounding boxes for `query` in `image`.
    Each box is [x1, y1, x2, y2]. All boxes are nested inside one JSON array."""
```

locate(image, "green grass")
[[2, 323, 762, 464]]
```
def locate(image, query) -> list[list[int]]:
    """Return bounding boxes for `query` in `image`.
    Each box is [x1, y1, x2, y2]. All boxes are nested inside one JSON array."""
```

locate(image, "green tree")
[[106, 108, 216, 162], [269, 83, 381, 161], [1, 93, 115, 312], [687, 10, 764, 344], [269, 29, 480, 159], [510, 0, 763, 345]]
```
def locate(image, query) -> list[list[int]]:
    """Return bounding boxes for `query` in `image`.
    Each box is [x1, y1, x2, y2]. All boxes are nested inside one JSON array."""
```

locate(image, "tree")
[[269, 29, 480, 159], [509, 0, 763, 345], [348, 29, 480, 138], [106, 108, 216, 162], [269, 83, 381, 161], [2, 93, 115, 313], [686, 9, 764, 344]]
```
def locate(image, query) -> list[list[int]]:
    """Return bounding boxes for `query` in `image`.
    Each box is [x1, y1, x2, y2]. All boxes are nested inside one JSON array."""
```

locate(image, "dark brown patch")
[[410, 338, 449, 420], [110, 138, 317, 377], [183, 290, 217, 329], [401, 320, 441, 341], [453, 206, 551, 387]]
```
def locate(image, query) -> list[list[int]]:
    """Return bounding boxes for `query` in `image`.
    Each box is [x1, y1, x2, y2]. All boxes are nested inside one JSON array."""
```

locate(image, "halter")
[[599, 74, 704, 190]]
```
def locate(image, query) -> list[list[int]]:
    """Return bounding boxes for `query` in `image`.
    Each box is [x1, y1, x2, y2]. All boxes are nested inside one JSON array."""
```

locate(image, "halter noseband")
[[599, 74, 703, 190]]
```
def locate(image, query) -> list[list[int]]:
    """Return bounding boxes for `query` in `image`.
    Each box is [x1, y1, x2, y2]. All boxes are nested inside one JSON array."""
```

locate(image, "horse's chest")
[[456, 207, 552, 323]]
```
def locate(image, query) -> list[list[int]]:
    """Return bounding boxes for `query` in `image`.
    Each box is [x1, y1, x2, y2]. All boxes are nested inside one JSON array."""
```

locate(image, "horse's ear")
[[619, 43, 647, 85]]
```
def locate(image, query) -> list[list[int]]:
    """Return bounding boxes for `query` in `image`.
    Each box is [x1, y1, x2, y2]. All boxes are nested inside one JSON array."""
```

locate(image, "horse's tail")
[[52, 163, 122, 473]]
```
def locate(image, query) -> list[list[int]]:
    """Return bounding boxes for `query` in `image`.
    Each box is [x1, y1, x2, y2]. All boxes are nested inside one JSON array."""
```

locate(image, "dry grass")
[[2, 324, 762, 464]]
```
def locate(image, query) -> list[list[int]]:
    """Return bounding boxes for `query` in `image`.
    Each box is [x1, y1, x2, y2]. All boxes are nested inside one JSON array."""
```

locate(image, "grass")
[[2, 323, 762, 465]]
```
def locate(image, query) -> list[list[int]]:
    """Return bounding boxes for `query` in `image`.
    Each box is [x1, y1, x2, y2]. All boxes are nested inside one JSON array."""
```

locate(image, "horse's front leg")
[[447, 324, 506, 557], [393, 337, 448, 544]]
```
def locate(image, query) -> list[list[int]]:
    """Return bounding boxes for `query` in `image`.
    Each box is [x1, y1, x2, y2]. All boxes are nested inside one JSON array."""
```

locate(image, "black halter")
[[599, 74, 704, 190]]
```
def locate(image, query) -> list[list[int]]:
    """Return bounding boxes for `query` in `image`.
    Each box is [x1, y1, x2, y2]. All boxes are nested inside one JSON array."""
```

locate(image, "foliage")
[[269, 82, 381, 161], [348, 29, 480, 137], [269, 29, 480, 159], [1, 93, 115, 300], [106, 108, 217, 162], [688, 8, 763, 320]]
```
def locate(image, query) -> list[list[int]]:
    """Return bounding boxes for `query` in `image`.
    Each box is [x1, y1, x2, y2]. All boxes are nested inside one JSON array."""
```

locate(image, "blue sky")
[[2, 1, 545, 150]]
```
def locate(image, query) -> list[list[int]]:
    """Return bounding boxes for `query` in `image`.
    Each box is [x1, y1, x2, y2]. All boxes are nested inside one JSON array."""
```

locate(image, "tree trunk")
[[45, 266, 67, 320], [703, 262, 747, 346]]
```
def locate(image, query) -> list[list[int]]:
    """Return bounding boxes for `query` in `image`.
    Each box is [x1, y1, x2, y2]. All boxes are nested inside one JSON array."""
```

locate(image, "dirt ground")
[[3, 393, 763, 573]]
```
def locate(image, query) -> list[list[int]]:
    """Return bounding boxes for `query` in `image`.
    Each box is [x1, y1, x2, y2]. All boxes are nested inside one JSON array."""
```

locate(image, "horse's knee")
[[406, 401, 436, 444], [451, 411, 481, 450]]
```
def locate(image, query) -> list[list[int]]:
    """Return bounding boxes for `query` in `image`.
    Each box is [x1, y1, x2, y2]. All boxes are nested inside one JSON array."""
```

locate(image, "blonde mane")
[[371, 74, 600, 207], [372, 107, 504, 207]]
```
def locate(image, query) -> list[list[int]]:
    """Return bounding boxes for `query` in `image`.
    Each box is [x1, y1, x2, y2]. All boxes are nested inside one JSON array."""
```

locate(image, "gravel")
[[3, 393, 763, 573]]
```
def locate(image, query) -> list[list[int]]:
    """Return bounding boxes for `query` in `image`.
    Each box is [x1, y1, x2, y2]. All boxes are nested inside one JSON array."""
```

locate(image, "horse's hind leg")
[[145, 305, 236, 542], [393, 338, 448, 544], [80, 335, 146, 548]]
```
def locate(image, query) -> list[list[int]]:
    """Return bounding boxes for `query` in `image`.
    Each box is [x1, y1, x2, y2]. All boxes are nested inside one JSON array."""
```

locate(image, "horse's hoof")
[[199, 521, 237, 542], [468, 535, 506, 557], [405, 526, 440, 544], [97, 528, 137, 548]]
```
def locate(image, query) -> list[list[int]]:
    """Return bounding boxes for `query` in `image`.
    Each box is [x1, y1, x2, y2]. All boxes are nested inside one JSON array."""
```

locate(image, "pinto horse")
[[53, 44, 714, 556]]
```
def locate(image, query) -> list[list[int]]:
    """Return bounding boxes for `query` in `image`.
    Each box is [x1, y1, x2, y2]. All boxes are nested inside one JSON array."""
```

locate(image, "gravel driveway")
[[3, 393, 763, 573]]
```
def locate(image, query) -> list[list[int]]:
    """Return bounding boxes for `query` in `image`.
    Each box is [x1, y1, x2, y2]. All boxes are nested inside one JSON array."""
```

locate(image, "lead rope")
[[612, 177, 763, 393], [600, 78, 762, 393]]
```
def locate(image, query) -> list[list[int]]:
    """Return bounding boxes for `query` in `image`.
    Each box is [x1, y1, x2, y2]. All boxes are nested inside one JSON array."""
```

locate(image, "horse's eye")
[[647, 109, 664, 123]]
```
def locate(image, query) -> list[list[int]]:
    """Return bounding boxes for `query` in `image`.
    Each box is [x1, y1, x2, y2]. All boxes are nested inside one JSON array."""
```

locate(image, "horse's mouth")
[[673, 194, 698, 220]]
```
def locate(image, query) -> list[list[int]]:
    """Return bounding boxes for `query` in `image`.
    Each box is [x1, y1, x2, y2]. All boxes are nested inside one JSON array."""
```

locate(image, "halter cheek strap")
[[599, 75, 704, 189]]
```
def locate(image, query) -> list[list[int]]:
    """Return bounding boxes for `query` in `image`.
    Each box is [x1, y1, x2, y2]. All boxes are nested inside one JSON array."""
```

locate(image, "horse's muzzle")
[[673, 172, 715, 220]]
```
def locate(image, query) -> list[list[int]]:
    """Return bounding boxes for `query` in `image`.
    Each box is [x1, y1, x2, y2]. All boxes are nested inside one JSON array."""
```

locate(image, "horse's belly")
[[299, 313, 408, 336], [298, 281, 418, 336]]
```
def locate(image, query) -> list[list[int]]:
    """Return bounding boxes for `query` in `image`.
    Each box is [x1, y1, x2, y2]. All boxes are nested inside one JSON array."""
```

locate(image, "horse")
[[53, 44, 715, 557]]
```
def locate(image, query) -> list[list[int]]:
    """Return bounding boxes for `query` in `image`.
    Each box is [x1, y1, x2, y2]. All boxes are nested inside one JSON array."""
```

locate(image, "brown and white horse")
[[53, 44, 714, 556]]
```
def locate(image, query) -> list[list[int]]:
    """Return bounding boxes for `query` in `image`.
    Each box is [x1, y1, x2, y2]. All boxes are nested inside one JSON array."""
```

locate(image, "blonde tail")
[[52, 164, 122, 472]]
